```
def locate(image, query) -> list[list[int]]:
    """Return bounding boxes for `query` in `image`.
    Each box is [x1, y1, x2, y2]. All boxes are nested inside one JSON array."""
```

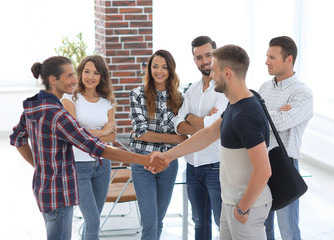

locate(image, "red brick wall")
[[95, 0, 153, 133]]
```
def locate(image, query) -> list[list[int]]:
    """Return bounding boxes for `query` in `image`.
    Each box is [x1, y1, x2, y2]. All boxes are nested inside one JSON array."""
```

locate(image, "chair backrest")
[[106, 164, 137, 203]]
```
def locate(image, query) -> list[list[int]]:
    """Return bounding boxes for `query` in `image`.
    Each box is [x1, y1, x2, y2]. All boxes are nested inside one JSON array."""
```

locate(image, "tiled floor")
[[1, 136, 334, 239]]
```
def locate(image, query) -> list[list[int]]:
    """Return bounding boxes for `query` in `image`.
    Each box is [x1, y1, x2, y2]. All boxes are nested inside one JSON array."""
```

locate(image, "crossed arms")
[[176, 107, 218, 135]]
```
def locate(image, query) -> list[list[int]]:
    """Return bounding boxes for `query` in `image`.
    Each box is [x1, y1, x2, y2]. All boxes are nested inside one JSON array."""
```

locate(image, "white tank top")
[[62, 93, 113, 162]]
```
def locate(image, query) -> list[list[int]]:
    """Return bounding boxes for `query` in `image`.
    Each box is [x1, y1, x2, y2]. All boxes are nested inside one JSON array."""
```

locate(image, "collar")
[[209, 79, 216, 87], [200, 78, 216, 90], [156, 88, 168, 97], [38, 90, 62, 106], [271, 73, 297, 90]]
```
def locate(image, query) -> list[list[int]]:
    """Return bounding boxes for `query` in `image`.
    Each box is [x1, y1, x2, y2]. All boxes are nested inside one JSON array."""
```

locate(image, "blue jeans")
[[132, 149, 178, 240], [76, 159, 111, 240], [42, 206, 73, 240], [265, 159, 301, 240], [187, 162, 222, 240]]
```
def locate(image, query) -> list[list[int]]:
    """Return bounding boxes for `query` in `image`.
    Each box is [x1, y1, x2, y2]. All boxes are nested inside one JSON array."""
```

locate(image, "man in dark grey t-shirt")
[[150, 45, 273, 240]]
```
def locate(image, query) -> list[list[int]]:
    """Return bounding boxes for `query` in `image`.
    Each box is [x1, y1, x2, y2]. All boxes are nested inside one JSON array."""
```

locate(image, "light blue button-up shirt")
[[258, 73, 313, 159]]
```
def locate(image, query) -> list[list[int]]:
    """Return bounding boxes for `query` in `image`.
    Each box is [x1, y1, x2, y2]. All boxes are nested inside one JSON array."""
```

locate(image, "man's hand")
[[233, 205, 249, 225], [150, 156, 169, 173], [143, 152, 169, 174], [145, 152, 173, 174], [207, 107, 218, 116], [279, 104, 291, 112]]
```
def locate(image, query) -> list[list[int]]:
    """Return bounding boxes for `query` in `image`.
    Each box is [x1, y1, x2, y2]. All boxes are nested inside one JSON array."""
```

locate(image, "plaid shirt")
[[129, 86, 178, 153], [10, 90, 106, 213], [258, 73, 313, 159]]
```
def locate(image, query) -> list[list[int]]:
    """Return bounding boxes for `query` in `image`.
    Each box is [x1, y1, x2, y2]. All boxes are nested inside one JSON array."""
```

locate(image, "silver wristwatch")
[[236, 204, 249, 215]]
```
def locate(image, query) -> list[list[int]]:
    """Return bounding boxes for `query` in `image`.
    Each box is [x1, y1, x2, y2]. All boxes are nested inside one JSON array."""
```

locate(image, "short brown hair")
[[269, 36, 297, 66], [212, 45, 250, 79]]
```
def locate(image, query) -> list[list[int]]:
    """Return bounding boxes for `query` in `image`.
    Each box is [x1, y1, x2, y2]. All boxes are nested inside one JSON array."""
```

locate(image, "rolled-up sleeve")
[[56, 111, 106, 160], [203, 103, 226, 128], [130, 89, 149, 138], [203, 93, 228, 128], [10, 113, 29, 147], [174, 90, 192, 135]]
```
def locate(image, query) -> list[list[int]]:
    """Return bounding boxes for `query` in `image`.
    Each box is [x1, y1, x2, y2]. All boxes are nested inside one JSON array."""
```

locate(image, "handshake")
[[144, 152, 172, 174]]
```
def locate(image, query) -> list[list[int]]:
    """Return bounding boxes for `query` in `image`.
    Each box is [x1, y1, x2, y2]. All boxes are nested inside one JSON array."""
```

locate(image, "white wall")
[[0, 88, 39, 137], [1, 0, 333, 169], [302, 115, 334, 170], [0, 0, 95, 87]]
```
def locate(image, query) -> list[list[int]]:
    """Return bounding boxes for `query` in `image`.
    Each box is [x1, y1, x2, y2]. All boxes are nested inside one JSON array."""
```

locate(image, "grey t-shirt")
[[219, 95, 272, 207]]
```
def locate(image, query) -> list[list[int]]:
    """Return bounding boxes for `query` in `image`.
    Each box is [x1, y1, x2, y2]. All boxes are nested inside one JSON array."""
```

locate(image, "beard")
[[197, 64, 212, 76], [214, 76, 226, 93], [199, 68, 211, 76], [214, 84, 225, 93]]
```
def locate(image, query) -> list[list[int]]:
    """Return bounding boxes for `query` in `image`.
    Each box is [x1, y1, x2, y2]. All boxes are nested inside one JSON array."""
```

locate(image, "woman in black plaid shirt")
[[130, 50, 188, 240]]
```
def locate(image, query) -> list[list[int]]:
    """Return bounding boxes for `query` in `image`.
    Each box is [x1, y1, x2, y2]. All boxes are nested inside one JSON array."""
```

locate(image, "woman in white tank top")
[[62, 55, 116, 240]]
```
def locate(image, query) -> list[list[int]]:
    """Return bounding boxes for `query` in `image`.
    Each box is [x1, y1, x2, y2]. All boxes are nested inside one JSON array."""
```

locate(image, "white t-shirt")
[[62, 93, 113, 162]]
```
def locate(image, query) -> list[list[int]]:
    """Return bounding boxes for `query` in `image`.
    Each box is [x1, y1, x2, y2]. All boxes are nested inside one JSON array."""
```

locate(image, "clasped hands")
[[144, 152, 171, 174]]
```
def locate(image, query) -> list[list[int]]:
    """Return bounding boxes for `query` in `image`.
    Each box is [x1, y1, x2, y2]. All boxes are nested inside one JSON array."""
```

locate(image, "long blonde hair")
[[144, 50, 183, 119]]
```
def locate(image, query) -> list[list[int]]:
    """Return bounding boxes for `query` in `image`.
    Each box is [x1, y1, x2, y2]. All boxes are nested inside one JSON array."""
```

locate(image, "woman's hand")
[[144, 152, 170, 174], [102, 122, 117, 136], [145, 151, 172, 174], [176, 134, 188, 144]]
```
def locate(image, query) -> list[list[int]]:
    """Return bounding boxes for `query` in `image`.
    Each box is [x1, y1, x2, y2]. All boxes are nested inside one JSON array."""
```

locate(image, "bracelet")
[[185, 113, 192, 121], [236, 204, 249, 215]]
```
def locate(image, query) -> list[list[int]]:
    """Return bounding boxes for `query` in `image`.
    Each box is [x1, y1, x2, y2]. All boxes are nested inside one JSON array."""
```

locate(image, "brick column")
[[95, 0, 153, 134]]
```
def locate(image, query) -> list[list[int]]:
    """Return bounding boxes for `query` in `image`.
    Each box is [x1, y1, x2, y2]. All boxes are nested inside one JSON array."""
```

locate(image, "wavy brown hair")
[[144, 49, 183, 119], [73, 55, 115, 105]]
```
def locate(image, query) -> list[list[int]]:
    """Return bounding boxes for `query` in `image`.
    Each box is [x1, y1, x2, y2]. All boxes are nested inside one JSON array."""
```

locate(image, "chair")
[[98, 139, 141, 237]]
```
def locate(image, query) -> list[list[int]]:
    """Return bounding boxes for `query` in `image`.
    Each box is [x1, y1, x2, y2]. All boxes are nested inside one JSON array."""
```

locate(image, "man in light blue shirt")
[[258, 36, 313, 240]]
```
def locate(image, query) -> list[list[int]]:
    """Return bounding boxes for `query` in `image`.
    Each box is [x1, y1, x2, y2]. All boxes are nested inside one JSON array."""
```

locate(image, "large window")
[[0, 0, 95, 88], [1, 0, 333, 119], [153, 0, 334, 119]]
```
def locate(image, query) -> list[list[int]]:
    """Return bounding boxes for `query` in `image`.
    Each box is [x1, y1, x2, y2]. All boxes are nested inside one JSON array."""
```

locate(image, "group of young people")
[[10, 35, 313, 240]]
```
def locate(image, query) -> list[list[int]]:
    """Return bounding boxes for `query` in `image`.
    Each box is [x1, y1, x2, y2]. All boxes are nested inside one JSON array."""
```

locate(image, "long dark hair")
[[144, 49, 183, 119], [31, 56, 72, 90]]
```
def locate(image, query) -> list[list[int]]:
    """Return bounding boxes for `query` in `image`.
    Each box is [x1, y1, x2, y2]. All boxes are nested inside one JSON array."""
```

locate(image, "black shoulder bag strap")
[[250, 89, 289, 158]]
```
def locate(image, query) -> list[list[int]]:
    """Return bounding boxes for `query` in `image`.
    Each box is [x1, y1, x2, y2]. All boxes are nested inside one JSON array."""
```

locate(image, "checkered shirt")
[[129, 86, 177, 152], [10, 90, 106, 213], [258, 74, 313, 159]]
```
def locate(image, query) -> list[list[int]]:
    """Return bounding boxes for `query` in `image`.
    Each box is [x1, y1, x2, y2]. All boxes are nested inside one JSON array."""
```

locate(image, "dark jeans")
[[187, 162, 222, 240]]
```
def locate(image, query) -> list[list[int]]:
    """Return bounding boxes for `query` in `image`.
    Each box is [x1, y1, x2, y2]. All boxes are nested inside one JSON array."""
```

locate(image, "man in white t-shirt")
[[174, 36, 228, 240]]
